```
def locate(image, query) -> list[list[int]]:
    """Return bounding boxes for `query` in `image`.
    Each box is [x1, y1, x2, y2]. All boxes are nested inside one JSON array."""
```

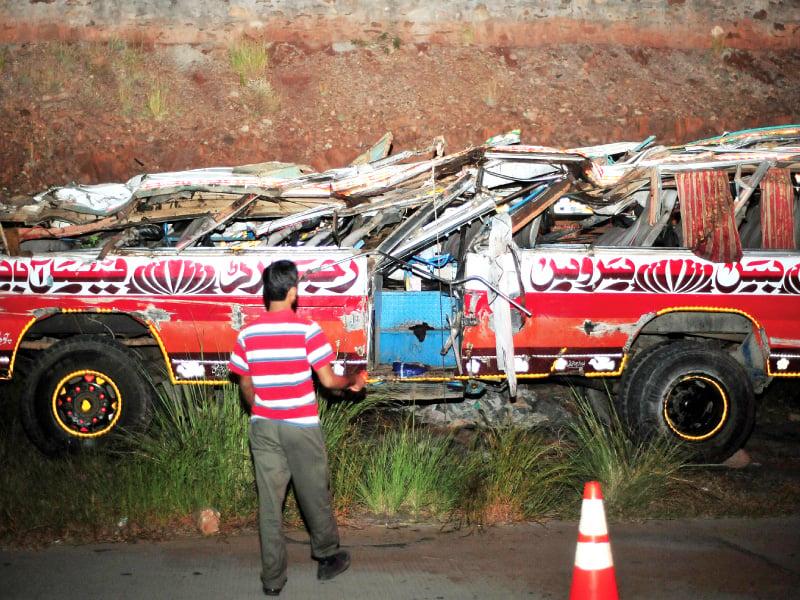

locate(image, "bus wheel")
[[618, 341, 755, 462], [19, 336, 154, 456]]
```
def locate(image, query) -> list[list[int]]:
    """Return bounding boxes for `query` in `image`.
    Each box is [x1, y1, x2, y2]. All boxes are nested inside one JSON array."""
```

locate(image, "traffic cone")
[[569, 481, 619, 600]]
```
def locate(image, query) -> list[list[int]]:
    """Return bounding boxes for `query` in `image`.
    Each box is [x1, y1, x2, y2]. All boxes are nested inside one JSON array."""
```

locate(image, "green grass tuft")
[[229, 39, 269, 86], [245, 77, 280, 114], [106, 37, 127, 53], [146, 82, 169, 120], [318, 391, 388, 513], [567, 393, 686, 517], [357, 420, 458, 518], [126, 384, 254, 517], [52, 42, 79, 70], [465, 425, 572, 523]]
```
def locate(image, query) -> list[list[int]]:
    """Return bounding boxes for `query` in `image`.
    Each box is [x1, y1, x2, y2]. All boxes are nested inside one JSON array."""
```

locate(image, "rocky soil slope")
[[1, 39, 798, 197]]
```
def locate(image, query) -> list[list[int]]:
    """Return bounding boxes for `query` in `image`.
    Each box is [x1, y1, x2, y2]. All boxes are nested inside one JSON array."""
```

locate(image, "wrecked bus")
[[1, 126, 799, 461]]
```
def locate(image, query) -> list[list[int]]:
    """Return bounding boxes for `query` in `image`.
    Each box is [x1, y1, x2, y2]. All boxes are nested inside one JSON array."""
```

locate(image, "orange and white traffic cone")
[[569, 481, 619, 600]]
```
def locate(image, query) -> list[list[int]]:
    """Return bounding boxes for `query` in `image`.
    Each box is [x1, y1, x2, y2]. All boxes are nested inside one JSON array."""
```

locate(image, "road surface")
[[2, 517, 799, 599]]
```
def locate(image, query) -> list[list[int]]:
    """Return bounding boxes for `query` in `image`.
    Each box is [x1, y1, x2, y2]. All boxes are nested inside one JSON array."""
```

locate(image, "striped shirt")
[[228, 309, 334, 426]]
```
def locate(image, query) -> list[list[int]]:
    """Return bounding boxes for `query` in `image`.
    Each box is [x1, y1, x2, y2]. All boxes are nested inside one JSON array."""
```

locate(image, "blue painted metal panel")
[[378, 291, 456, 367], [379, 291, 452, 329]]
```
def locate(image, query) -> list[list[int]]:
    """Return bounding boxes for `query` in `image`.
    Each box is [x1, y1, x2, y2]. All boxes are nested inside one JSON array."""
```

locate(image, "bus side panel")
[[461, 250, 800, 378]]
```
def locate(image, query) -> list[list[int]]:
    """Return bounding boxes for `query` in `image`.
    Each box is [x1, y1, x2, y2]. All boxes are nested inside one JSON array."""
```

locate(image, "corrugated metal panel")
[[676, 170, 743, 263], [759, 168, 796, 250]]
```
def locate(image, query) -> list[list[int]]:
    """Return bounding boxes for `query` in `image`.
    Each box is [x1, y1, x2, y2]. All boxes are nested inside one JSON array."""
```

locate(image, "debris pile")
[[1, 126, 799, 269]]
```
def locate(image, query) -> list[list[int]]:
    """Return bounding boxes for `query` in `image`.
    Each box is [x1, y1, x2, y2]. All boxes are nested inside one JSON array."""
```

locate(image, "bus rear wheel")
[[618, 340, 755, 462]]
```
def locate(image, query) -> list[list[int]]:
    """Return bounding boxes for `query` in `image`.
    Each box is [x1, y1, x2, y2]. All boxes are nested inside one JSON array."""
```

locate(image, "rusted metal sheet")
[[676, 170, 743, 263], [759, 168, 796, 250]]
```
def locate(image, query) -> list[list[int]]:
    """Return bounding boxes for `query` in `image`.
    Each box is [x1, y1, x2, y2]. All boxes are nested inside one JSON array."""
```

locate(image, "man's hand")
[[347, 371, 368, 392], [316, 364, 368, 393]]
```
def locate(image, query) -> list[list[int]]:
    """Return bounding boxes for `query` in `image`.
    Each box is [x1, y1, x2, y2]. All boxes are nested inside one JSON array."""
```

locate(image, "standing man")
[[228, 260, 365, 596]]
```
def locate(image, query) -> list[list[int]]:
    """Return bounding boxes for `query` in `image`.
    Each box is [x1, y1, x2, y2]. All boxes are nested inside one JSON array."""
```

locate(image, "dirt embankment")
[[1, 36, 799, 197]]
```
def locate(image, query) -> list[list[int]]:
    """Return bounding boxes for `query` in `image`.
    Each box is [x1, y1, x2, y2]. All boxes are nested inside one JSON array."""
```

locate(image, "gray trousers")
[[249, 418, 340, 589]]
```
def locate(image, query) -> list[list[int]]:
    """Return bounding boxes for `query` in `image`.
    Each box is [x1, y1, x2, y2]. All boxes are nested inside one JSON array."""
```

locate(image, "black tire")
[[19, 336, 154, 456], [618, 340, 755, 462]]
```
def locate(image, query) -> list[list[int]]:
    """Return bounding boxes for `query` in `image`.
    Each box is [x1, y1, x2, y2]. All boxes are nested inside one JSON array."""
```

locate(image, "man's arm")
[[238, 374, 256, 408], [315, 364, 366, 392]]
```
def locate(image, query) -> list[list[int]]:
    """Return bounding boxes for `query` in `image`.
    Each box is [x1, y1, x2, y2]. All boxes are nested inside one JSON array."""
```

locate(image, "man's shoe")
[[317, 550, 351, 581], [262, 585, 283, 596]]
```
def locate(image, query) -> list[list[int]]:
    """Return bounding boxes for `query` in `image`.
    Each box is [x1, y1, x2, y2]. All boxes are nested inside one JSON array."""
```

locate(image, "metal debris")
[[2, 126, 799, 263]]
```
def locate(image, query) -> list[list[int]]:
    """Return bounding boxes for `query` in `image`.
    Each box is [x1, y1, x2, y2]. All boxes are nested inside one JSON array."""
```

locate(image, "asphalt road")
[[2, 517, 799, 599]]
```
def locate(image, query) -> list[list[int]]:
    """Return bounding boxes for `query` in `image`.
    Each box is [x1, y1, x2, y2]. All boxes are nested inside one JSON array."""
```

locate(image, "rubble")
[[722, 449, 753, 469], [410, 385, 573, 430], [2, 125, 798, 265], [196, 508, 220, 536]]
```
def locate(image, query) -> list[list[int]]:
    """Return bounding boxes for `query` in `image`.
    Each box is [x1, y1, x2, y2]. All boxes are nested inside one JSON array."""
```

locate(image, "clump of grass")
[[0, 383, 255, 542], [106, 37, 127, 53], [567, 394, 686, 517], [38, 42, 80, 94], [360, 32, 402, 55], [481, 79, 502, 108], [9, 42, 88, 97], [229, 39, 269, 85], [357, 420, 458, 518], [127, 384, 254, 517], [105, 41, 155, 118], [245, 77, 280, 114], [318, 391, 387, 514], [52, 41, 79, 70], [117, 79, 136, 116], [464, 426, 572, 523], [461, 25, 476, 46], [146, 82, 169, 120]]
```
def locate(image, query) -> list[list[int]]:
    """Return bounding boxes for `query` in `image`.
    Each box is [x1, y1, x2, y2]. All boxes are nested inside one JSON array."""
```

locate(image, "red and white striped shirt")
[[228, 309, 334, 426]]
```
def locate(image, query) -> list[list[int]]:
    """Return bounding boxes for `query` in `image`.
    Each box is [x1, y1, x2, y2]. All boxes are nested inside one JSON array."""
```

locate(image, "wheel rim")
[[662, 374, 728, 441], [51, 370, 123, 438]]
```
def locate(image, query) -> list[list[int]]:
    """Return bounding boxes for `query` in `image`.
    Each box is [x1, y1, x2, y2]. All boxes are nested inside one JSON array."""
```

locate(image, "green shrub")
[[229, 39, 269, 85], [319, 391, 387, 514], [146, 82, 169, 120], [464, 426, 572, 523], [357, 421, 458, 518], [567, 393, 686, 517]]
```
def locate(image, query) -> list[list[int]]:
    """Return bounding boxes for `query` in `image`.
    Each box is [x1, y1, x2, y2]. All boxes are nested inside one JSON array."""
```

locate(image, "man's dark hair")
[[263, 260, 299, 303]]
